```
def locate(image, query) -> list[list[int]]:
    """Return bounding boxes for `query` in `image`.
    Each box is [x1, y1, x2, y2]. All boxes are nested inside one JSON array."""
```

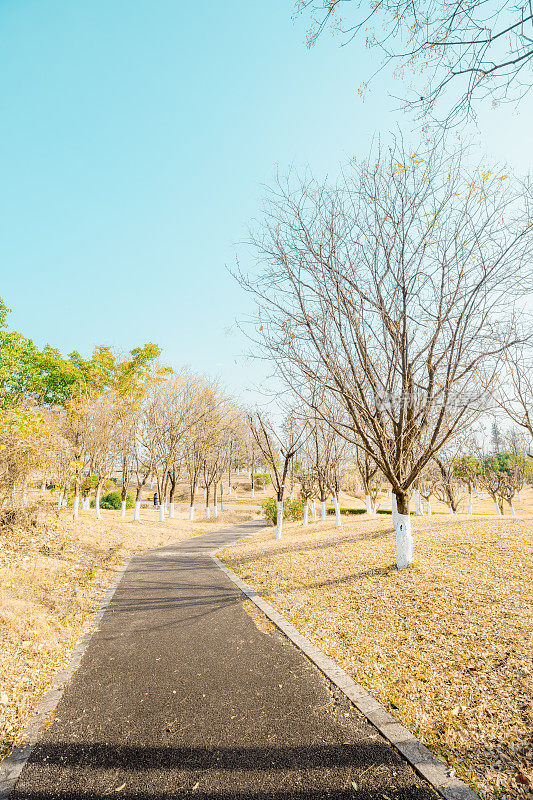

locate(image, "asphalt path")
[[12, 520, 437, 800]]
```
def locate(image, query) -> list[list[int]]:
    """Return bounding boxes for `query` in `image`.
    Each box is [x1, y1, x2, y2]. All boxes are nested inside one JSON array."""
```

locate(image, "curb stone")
[[212, 553, 479, 800], [0, 557, 132, 800]]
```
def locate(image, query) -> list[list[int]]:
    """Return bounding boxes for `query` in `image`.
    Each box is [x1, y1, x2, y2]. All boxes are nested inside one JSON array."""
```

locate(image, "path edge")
[[0, 556, 132, 800], [212, 552, 479, 800]]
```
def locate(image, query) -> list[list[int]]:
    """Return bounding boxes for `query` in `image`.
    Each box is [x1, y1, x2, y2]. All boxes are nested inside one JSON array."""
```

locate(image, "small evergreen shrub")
[[326, 507, 366, 515], [91, 491, 135, 510], [262, 497, 304, 524], [254, 473, 272, 488]]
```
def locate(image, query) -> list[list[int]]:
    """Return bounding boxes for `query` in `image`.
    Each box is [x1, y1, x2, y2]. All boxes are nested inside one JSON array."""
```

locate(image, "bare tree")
[[239, 142, 533, 567], [298, 0, 533, 126], [250, 412, 305, 538], [493, 341, 533, 441], [354, 445, 381, 515]]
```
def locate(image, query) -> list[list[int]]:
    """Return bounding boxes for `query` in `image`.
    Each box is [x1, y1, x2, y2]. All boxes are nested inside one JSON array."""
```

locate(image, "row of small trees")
[[0, 301, 259, 521]]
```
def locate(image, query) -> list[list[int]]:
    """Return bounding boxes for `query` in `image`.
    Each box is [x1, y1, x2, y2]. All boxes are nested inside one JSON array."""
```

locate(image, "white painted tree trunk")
[[517, 491, 521, 501], [480, 489, 484, 499], [158, 504, 165, 522], [365, 495, 374, 515], [312, 501, 316, 520], [449, 504, 456, 515], [467, 493, 473, 515], [275, 501, 283, 539], [427, 498, 432, 515], [95, 487, 102, 520], [475, 487, 479, 498], [189, 505, 194, 521], [121, 500, 126, 518], [150, 478, 154, 489], [334, 497, 341, 527], [134, 501, 140, 521], [205, 506, 210, 519], [195, 486, 199, 495], [320, 500, 326, 520], [303, 503, 309, 526], [392, 493, 398, 530], [395, 513, 413, 569], [73, 495, 80, 519], [414, 490, 423, 516], [213, 503, 218, 518], [169, 502, 175, 518], [494, 499, 502, 516], [510, 501, 516, 516], [251, 487, 255, 498]]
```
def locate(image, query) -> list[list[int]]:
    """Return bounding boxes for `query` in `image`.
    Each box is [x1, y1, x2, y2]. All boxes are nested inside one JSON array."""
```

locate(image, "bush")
[[254, 473, 271, 488], [262, 497, 304, 524], [91, 491, 134, 510], [327, 507, 366, 515], [376, 509, 415, 515]]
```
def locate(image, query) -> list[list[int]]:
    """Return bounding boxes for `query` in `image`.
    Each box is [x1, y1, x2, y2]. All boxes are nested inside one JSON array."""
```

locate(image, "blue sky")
[[1, 0, 531, 402]]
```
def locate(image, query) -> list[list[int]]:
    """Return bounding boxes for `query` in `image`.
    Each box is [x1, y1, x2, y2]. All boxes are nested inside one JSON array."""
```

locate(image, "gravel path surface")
[[11, 520, 437, 800]]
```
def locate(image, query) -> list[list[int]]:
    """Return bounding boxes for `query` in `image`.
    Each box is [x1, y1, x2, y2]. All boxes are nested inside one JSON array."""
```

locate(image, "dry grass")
[[0, 503, 256, 761], [220, 512, 533, 800]]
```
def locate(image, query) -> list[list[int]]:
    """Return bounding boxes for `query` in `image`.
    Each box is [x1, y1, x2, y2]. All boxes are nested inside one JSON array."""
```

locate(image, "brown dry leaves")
[[221, 512, 533, 800]]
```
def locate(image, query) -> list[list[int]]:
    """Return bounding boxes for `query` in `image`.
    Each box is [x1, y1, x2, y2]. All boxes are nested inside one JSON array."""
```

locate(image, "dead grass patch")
[[220, 513, 533, 800]]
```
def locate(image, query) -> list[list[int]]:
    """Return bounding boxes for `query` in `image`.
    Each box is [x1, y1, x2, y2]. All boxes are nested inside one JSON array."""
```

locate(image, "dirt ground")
[[0, 500, 256, 761], [220, 506, 533, 800]]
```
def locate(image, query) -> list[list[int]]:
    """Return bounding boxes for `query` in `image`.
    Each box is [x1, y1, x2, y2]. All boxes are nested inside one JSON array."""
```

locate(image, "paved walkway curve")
[[11, 520, 437, 800]]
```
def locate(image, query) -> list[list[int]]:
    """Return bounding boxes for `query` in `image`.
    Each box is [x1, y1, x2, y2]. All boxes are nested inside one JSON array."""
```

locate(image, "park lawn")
[[220, 514, 533, 800], [0, 504, 255, 761]]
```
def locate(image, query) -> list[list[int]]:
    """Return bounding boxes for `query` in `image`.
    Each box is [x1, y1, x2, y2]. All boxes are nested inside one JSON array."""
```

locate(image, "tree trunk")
[[333, 496, 341, 527], [509, 499, 516, 516], [95, 481, 102, 520], [73, 481, 80, 520], [158, 502, 165, 521], [312, 501, 316, 520], [121, 500, 126, 518], [303, 503, 309, 526], [275, 500, 283, 539], [189, 505, 194, 521], [365, 495, 374, 515], [395, 491, 413, 568], [414, 489, 423, 516], [467, 492, 473, 515], [427, 498, 432, 515]]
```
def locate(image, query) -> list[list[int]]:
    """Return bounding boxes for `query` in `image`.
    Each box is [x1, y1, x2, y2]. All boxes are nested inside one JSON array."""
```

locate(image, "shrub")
[[254, 473, 271, 488], [376, 509, 415, 515], [91, 491, 134, 510], [262, 497, 304, 524], [327, 507, 366, 515]]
